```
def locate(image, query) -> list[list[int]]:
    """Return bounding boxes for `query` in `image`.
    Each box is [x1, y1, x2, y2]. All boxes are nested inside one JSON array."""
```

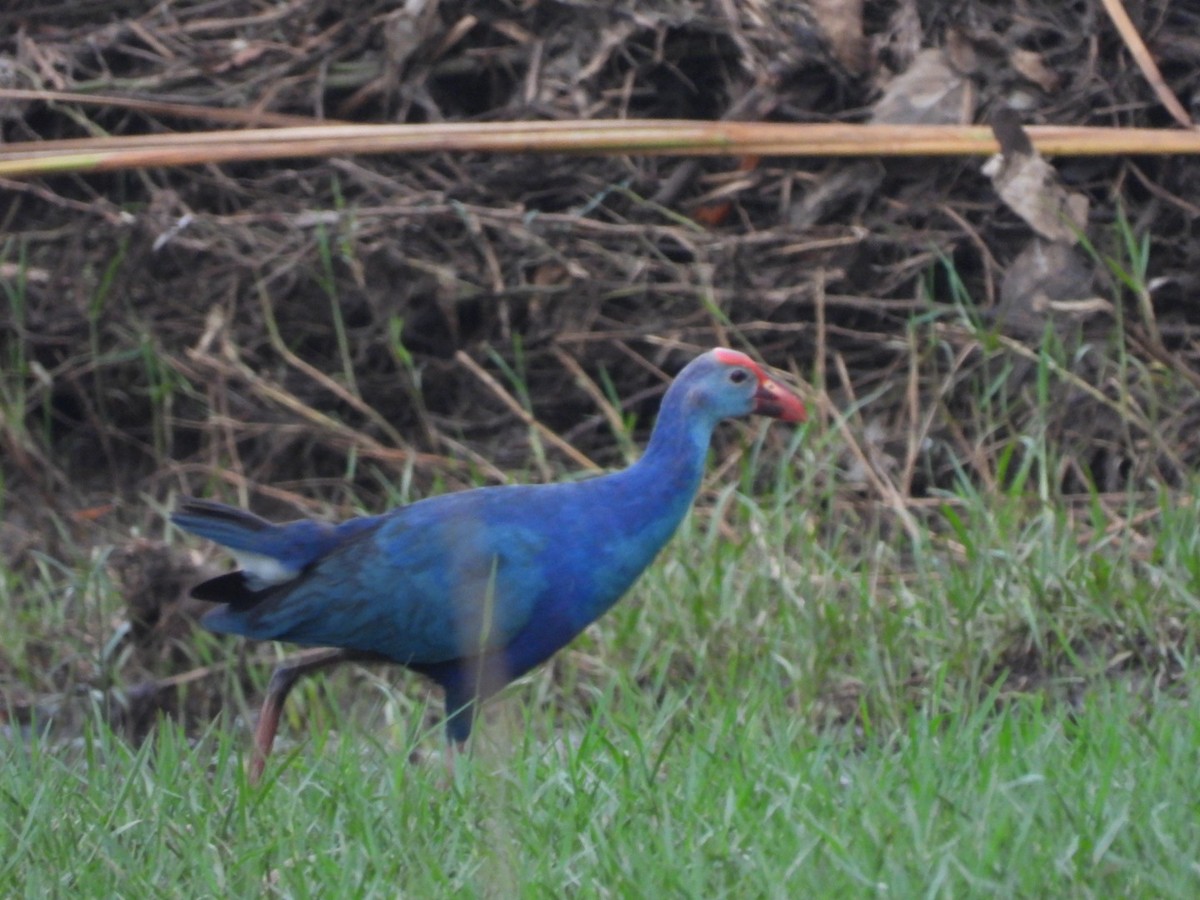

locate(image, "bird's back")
[[198, 462, 696, 669]]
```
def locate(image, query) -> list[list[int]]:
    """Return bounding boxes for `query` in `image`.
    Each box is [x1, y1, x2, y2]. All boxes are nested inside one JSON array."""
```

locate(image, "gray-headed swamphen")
[[172, 347, 806, 780]]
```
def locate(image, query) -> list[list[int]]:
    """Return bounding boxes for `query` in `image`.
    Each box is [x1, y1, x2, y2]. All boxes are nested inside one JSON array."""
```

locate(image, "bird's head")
[[680, 347, 807, 424]]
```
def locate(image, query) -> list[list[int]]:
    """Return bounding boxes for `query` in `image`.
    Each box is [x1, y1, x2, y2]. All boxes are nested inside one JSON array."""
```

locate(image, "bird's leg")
[[439, 680, 479, 784], [248, 647, 355, 784]]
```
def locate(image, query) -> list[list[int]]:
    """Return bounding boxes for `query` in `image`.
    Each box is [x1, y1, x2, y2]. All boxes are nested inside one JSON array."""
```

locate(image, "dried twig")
[[5, 121, 1200, 178], [1099, 0, 1194, 128], [454, 350, 600, 474]]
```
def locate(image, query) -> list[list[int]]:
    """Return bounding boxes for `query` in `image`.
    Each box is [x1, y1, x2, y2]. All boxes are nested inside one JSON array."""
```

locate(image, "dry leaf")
[[809, 0, 868, 75], [1010, 48, 1061, 92], [870, 48, 974, 125], [943, 27, 981, 75], [996, 239, 1100, 337], [984, 109, 1089, 243]]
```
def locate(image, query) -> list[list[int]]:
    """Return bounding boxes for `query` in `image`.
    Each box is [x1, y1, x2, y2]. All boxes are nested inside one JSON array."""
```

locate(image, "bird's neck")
[[540, 388, 718, 641], [618, 388, 716, 536]]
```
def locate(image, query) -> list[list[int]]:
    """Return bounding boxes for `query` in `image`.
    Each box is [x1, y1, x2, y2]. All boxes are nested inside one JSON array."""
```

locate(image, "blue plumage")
[[172, 347, 805, 775]]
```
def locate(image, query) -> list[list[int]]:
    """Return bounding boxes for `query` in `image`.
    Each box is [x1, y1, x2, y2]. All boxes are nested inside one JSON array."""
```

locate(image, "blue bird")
[[172, 347, 805, 780]]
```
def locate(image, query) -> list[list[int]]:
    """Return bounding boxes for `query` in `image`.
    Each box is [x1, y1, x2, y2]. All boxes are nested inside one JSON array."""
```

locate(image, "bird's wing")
[[203, 489, 552, 664]]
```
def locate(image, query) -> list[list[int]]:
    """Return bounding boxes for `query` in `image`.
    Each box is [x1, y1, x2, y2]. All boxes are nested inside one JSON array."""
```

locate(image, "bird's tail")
[[171, 497, 328, 590], [171, 498, 274, 553], [171, 497, 381, 626]]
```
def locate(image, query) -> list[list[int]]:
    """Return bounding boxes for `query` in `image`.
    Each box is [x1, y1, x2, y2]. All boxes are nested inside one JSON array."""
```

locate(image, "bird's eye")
[[728, 369, 749, 384]]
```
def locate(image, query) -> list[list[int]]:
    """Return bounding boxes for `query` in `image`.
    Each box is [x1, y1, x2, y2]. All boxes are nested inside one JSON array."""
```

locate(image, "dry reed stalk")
[[3, 121, 1200, 178]]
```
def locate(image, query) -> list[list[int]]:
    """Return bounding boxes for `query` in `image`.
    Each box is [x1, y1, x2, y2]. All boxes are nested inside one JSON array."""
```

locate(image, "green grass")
[[3, 456, 1199, 897], [1, 641, 1197, 896], [3, 223, 1198, 895]]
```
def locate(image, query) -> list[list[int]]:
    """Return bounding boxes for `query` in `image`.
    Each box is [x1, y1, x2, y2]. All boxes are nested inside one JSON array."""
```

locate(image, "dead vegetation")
[[2, 1, 1199, 735]]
